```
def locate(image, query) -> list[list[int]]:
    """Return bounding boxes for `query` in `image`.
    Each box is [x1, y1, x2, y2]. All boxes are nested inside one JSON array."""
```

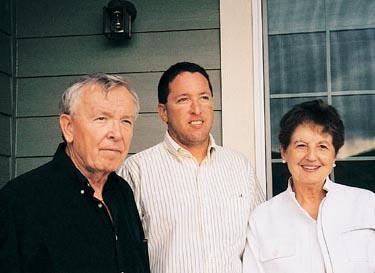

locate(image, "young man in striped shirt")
[[117, 62, 265, 273]]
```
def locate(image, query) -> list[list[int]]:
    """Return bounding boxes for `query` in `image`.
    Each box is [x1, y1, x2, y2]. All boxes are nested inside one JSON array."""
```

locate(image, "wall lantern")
[[103, 0, 137, 40]]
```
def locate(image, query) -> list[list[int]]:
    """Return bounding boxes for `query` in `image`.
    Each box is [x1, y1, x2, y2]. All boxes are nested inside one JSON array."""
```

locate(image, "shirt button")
[[115, 235, 118, 241], [80, 189, 85, 194], [98, 203, 103, 208]]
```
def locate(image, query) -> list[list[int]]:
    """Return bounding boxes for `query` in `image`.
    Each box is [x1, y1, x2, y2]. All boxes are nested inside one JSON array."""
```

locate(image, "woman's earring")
[[282, 160, 286, 164], [333, 163, 336, 168]]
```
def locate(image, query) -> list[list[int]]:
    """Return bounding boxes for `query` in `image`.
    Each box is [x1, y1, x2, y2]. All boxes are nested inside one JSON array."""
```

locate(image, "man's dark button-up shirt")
[[0, 143, 150, 273]]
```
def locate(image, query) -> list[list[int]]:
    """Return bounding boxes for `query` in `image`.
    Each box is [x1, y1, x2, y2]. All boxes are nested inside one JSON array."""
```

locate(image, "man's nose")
[[107, 120, 122, 139], [190, 99, 202, 114]]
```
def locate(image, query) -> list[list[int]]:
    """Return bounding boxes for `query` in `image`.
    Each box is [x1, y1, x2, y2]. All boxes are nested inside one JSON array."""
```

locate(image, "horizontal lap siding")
[[17, 30, 220, 77], [15, 157, 51, 178], [0, 108, 11, 187], [0, 0, 11, 34], [16, 0, 219, 37], [0, 33, 12, 74], [17, 71, 221, 116], [0, 0, 13, 186], [0, 157, 11, 188], [0, 115, 11, 155], [15, 0, 221, 176], [0, 73, 12, 115], [15, 112, 222, 157]]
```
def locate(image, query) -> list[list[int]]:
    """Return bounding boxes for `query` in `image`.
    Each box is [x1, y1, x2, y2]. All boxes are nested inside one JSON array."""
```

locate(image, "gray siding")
[[0, 73, 12, 115], [16, 0, 219, 37], [0, 113, 12, 187], [0, 0, 13, 187], [0, 32, 12, 74], [0, 115, 11, 155], [17, 30, 220, 77], [13, 0, 221, 176], [0, 157, 11, 189], [0, 0, 11, 34]]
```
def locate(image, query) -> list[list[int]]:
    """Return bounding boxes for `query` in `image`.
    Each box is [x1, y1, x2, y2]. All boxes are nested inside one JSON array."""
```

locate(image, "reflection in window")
[[331, 29, 375, 91], [265, 0, 375, 194], [269, 33, 326, 94], [333, 95, 375, 158], [335, 161, 375, 192]]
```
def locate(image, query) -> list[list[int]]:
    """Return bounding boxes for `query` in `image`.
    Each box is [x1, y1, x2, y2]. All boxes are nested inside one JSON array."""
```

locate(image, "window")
[[265, 0, 375, 195]]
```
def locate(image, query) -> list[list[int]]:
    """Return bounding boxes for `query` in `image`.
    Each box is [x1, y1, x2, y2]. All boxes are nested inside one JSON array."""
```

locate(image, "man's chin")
[[99, 160, 124, 173]]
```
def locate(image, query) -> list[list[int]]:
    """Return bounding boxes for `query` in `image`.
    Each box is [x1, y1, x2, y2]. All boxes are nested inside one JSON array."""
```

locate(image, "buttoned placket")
[[80, 183, 124, 273], [195, 154, 215, 273]]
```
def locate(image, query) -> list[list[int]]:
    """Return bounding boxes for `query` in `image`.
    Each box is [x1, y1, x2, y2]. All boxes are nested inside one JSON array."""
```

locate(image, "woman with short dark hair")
[[244, 99, 375, 273]]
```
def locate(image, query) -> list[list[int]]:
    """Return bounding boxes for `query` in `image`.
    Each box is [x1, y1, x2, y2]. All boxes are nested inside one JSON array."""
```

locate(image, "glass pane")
[[267, 0, 325, 34], [271, 162, 290, 196], [328, 0, 375, 29], [269, 32, 327, 94], [331, 28, 375, 91], [332, 95, 375, 158], [270, 97, 327, 158], [334, 161, 375, 192], [266, 0, 375, 197]]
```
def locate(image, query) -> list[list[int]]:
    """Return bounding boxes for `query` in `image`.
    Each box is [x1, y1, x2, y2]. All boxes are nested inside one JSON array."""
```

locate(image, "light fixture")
[[103, 0, 137, 40]]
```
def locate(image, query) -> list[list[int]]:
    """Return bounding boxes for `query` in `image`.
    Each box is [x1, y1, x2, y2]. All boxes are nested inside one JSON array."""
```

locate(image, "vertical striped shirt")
[[117, 132, 265, 273]]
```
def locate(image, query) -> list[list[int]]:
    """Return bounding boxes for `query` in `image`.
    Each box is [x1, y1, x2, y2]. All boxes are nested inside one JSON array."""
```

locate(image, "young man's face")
[[60, 84, 136, 177], [158, 72, 214, 151]]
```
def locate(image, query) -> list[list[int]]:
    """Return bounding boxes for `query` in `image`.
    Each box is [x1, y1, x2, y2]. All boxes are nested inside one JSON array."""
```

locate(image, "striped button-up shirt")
[[117, 132, 265, 273]]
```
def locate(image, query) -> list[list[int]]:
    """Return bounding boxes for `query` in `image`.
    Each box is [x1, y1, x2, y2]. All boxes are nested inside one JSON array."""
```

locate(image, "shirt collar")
[[163, 131, 217, 162], [53, 142, 118, 196], [287, 176, 333, 196], [322, 177, 333, 193]]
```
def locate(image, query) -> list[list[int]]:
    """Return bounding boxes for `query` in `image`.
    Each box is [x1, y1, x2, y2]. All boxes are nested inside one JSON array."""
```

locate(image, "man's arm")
[[247, 161, 266, 211], [117, 158, 143, 219], [242, 215, 266, 273], [0, 189, 21, 273]]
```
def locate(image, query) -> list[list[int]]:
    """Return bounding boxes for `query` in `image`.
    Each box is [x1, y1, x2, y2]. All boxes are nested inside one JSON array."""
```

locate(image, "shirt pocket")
[[210, 195, 251, 248], [342, 224, 375, 262]]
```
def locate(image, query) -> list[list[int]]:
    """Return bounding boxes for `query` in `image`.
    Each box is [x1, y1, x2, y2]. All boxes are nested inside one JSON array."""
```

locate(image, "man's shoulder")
[[2, 160, 54, 190], [117, 142, 165, 175], [213, 145, 251, 163], [125, 142, 166, 162], [109, 172, 134, 193], [0, 160, 56, 205], [215, 145, 245, 155]]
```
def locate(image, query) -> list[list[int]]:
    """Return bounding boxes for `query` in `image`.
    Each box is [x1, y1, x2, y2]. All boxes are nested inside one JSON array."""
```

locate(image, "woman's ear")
[[280, 146, 287, 162], [59, 114, 74, 143]]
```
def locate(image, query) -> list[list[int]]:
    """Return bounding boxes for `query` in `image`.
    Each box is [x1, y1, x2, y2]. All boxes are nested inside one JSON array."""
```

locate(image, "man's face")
[[60, 84, 135, 177], [158, 72, 214, 151]]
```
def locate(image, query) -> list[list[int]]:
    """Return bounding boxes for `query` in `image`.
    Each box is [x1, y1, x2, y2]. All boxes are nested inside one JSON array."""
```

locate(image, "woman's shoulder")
[[251, 190, 292, 219], [330, 181, 374, 200]]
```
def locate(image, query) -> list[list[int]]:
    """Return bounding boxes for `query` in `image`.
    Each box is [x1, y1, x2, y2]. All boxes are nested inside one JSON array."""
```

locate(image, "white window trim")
[[220, 0, 268, 196]]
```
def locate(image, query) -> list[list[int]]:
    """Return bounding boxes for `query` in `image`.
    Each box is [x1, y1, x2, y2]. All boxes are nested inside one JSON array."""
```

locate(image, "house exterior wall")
[[7, 0, 221, 181]]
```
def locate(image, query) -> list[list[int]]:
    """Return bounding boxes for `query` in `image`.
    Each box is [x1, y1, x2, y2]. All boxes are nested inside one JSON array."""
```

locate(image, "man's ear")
[[158, 103, 168, 123], [59, 114, 74, 143]]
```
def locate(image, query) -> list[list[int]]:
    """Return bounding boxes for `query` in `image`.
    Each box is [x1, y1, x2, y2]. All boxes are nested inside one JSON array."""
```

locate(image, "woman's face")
[[281, 123, 336, 187]]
